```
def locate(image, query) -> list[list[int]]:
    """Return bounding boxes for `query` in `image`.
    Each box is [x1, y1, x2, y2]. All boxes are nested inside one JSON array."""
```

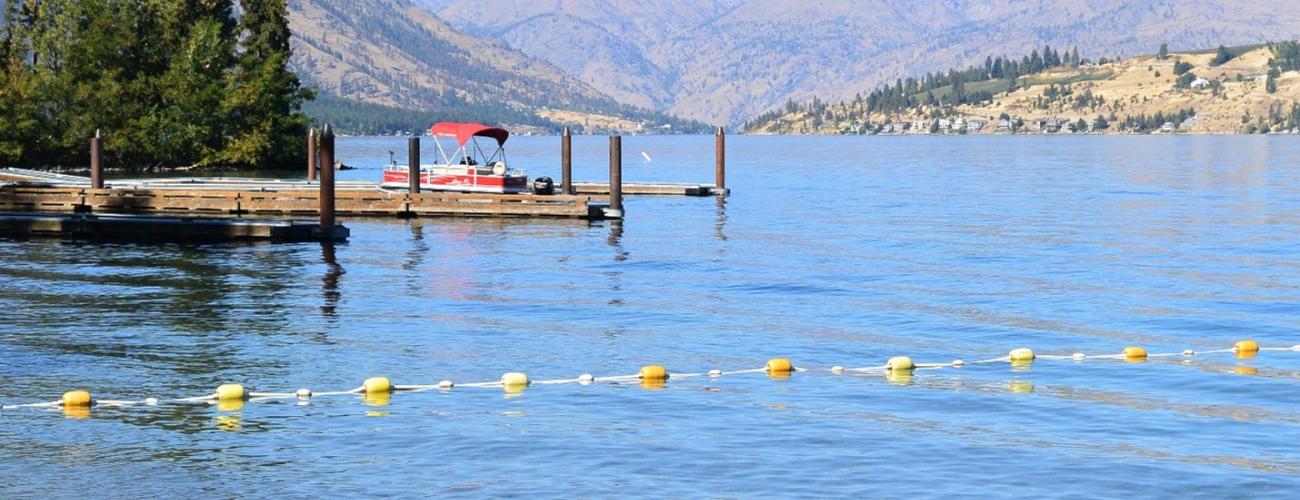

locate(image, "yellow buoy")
[[639, 365, 669, 382], [61, 390, 93, 408], [215, 383, 247, 402], [363, 376, 393, 394], [1008, 348, 1035, 362], [1234, 340, 1260, 354], [1123, 346, 1148, 361], [766, 358, 794, 374], [885, 370, 913, 386], [62, 406, 91, 420], [886, 356, 914, 371], [501, 372, 530, 388], [364, 392, 392, 407], [216, 399, 245, 412], [1234, 366, 1259, 376]]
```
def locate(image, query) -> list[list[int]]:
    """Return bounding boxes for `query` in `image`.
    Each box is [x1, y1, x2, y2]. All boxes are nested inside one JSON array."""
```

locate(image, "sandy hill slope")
[[426, 0, 1300, 126], [287, 0, 704, 133], [746, 45, 1300, 135]]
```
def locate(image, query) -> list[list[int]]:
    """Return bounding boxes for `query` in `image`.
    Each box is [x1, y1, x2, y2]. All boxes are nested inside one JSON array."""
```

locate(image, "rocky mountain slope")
[[287, 0, 706, 133], [425, 0, 1300, 126]]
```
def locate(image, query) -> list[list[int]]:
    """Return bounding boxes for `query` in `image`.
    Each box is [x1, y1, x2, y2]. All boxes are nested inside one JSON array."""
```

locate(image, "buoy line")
[[3, 341, 1294, 414]]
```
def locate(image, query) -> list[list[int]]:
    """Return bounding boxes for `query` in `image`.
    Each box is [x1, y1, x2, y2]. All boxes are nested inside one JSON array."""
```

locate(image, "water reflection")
[[606, 221, 626, 310], [320, 242, 344, 318], [714, 195, 728, 242]]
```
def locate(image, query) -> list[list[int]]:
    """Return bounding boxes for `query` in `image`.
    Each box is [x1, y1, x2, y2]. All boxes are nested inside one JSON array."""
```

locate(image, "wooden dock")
[[0, 184, 607, 219], [0, 212, 346, 241], [0, 126, 732, 227]]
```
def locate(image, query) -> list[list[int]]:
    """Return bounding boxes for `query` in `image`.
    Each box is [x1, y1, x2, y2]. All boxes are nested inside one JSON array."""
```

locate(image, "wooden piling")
[[307, 128, 318, 182], [715, 126, 726, 194], [561, 127, 573, 195], [90, 130, 104, 190], [408, 136, 421, 194], [609, 135, 623, 216], [319, 125, 336, 231]]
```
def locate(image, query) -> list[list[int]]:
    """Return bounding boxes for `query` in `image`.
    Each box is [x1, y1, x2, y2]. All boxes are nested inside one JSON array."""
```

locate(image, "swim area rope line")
[[4, 340, 1296, 414]]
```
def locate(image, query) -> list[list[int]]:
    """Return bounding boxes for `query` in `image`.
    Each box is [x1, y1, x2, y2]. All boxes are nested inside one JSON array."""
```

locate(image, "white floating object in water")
[[641, 151, 652, 163]]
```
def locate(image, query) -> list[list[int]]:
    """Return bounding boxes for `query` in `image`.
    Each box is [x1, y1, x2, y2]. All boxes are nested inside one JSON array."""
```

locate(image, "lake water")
[[2, 135, 1299, 497]]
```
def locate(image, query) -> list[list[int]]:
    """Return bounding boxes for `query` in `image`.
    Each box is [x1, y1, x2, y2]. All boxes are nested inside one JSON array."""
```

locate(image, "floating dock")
[[570, 182, 724, 197], [0, 212, 346, 241]]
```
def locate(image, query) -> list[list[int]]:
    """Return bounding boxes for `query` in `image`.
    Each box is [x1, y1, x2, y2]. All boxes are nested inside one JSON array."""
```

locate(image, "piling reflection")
[[607, 220, 627, 261], [714, 196, 728, 242], [606, 221, 627, 308], [321, 242, 344, 318]]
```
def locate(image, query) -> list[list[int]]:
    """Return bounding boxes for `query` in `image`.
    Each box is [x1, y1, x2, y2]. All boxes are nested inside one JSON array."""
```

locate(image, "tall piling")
[[609, 135, 623, 216], [307, 128, 318, 182], [561, 127, 573, 195], [715, 126, 726, 194], [319, 125, 336, 231], [408, 136, 421, 194], [90, 130, 104, 189]]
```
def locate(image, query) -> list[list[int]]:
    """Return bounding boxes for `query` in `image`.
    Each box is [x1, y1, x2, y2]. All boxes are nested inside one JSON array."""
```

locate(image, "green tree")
[[221, 0, 312, 167], [1211, 45, 1233, 66], [1092, 115, 1110, 130], [1158, 43, 1169, 60], [0, 0, 309, 168], [1266, 67, 1279, 93], [1173, 60, 1192, 75]]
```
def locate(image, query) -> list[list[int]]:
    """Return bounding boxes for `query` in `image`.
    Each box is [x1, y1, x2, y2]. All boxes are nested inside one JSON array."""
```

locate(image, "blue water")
[[2, 135, 1299, 497]]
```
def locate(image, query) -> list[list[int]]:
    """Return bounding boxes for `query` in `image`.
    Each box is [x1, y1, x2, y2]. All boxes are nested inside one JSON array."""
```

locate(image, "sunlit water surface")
[[2, 135, 1299, 497]]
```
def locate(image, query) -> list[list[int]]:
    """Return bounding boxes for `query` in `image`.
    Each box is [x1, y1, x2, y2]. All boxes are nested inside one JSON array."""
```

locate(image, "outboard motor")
[[532, 176, 555, 195]]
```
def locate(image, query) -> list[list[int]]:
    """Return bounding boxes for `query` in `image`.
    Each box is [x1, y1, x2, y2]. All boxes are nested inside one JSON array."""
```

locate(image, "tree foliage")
[[1210, 45, 1233, 66], [1271, 41, 1300, 71], [0, 0, 311, 169]]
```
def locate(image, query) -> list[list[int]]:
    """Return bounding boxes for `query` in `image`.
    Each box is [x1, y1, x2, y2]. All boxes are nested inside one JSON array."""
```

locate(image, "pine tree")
[[222, 0, 312, 167], [1158, 43, 1169, 60], [1211, 45, 1232, 66]]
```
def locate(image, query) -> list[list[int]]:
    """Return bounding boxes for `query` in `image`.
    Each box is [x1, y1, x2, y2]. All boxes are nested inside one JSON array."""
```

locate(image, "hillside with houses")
[[745, 43, 1300, 135]]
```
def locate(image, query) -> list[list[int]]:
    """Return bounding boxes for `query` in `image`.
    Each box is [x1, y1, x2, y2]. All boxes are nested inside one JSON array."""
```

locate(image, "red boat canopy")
[[430, 122, 510, 147]]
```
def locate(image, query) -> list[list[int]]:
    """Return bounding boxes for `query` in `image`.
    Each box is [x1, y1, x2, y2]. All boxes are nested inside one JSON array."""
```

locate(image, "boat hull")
[[382, 168, 529, 194]]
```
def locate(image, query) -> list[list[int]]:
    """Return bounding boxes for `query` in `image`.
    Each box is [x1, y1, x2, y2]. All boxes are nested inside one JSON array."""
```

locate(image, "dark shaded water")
[[2, 135, 1299, 497]]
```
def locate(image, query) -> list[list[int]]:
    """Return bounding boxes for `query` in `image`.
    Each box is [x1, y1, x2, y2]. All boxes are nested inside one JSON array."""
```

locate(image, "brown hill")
[[746, 46, 1300, 135]]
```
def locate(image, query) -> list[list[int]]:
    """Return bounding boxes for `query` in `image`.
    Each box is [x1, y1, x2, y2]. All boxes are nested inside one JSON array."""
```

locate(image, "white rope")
[[2, 344, 1293, 412]]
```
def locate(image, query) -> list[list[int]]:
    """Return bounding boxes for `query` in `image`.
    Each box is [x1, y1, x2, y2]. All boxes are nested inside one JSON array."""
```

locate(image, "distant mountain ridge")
[[287, 0, 708, 134], [422, 0, 1300, 126]]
